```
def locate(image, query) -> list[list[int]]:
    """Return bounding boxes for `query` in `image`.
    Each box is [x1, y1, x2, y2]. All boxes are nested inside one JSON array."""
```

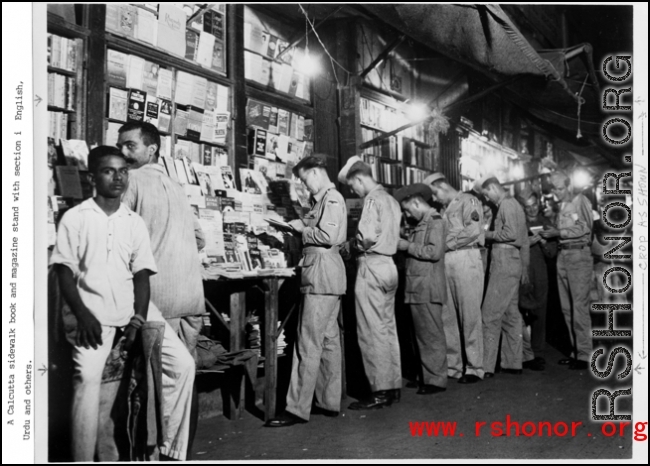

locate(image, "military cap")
[[549, 171, 570, 188], [474, 172, 499, 192], [423, 172, 446, 187], [393, 183, 433, 204], [337, 155, 364, 184]]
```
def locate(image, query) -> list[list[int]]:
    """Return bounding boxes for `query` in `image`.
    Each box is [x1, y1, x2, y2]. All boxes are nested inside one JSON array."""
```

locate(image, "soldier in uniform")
[[425, 173, 485, 384], [539, 171, 593, 370], [266, 156, 347, 427], [477, 175, 529, 378], [394, 184, 448, 394], [266, 156, 348, 427], [338, 156, 403, 410]]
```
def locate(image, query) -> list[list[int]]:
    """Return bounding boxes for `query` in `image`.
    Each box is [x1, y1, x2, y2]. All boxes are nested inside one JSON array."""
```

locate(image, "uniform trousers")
[[355, 255, 402, 392], [411, 302, 447, 387], [557, 248, 593, 362], [441, 249, 485, 379], [482, 247, 523, 373], [71, 304, 194, 461], [285, 294, 342, 420]]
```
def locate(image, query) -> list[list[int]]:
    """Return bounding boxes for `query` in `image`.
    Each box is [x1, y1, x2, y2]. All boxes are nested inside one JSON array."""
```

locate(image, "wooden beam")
[[186, 4, 214, 25], [359, 34, 405, 80], [358, 76, 520, 150]]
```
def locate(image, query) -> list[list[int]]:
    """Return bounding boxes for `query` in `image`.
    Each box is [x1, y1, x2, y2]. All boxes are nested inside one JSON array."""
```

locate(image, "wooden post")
[[85, 5, 107, 146], [228, 4, 248, 189], [228, 290, 246, 419], [263, 278, 279, 422]]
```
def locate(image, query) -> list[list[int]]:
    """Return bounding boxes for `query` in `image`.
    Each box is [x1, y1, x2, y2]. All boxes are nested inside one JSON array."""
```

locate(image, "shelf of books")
[[104, 4, 227, 79], [243, 6, 311, 104], [359, 93, 435, 188], [47, 24, 91, 248]]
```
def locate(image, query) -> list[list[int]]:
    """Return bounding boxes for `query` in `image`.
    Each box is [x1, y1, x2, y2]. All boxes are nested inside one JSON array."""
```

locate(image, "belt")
[[453, 244, 480, 251], [492, 243, 518, 249], [303, 246, 340, 255], [357, 252, 391, 260], [559, 243, 589, 250]]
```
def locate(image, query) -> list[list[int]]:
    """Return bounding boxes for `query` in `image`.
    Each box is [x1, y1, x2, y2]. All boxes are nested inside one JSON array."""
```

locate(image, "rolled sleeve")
[[49, 210, 81, 277], [491, 200, 519, 244], [130, 216, 158, 275], [356, 198, 381, 251]]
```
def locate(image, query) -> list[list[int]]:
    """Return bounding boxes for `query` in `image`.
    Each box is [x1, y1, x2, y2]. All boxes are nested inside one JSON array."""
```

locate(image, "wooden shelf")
[[47, 12, 90, 38], [244, 47, 293, 67], [48, 105, 76, 114], [245, 81, 313, 117], [360, 122, 389, 133], [177, 134, 230, 149], [105, 33, 231, 87], [48, 66, 77, 77], [368, 156, 401, 164], [404, 163, 432, 170], [360, 86, 408, 110]]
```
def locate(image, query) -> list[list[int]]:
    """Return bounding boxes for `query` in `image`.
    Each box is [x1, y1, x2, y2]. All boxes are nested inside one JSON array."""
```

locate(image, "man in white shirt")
[[51, 146, 194, 461]]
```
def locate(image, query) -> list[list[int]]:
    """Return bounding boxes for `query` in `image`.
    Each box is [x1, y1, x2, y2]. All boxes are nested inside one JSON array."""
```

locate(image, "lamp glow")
[[512, 164, 525, 179], [573, 169, 592, 189], [407, 103, 429, 122], [296, 50, 319, 77]]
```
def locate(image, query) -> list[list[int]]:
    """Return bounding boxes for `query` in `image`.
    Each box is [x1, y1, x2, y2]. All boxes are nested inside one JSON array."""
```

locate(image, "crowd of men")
[[52, 123, 596, 454], [267, 155, 595, 427]]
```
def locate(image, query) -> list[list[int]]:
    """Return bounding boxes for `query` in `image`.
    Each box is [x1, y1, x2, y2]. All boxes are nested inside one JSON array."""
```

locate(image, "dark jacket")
[[404, 210, 448, 304]]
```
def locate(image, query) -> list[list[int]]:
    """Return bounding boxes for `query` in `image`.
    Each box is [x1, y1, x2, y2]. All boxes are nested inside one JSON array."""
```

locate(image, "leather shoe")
[[484, 372, 494, 378], [311, 406, 339, 417], [405, 380, 419, 389], [523, 359, 545, 371], [569, 360, 589, 370], [265, 411, 307, 427], [558, 357, 576, 365], [348, 391, 393, 410], [458, 374, 481, 384], [500, 368, 523, 375], [417, 384, 446, 395]]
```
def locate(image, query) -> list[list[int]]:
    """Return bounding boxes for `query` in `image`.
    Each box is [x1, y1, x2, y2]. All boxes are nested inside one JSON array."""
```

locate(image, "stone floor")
[[192, 345, 634, 461]]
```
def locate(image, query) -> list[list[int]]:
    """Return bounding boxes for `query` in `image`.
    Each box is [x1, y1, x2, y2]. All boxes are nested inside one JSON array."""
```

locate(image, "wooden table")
[[202, 275, 288, 422]]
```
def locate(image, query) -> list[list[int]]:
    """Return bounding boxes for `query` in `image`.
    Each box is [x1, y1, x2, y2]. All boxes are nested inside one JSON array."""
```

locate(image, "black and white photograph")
[[1, 2, 648, 464]]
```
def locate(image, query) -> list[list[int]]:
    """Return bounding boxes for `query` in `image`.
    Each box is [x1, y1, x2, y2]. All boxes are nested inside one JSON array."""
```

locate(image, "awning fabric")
[[361, 4, 613, 161]]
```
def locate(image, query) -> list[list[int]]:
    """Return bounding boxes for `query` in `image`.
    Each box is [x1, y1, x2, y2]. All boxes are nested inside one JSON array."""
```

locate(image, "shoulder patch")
[[471, 211, 480, 221], [327, 199, 339, 205]]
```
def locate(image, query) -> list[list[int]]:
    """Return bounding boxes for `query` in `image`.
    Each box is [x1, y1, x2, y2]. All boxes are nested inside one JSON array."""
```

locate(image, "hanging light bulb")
[[296, 7, 319, 77], [297, 47, 319, 76]]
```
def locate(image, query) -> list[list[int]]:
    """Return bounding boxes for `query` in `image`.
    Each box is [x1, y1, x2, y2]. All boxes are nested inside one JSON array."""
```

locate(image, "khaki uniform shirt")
[[404, 210, 448, 304], [298, 183, 347, 295]]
